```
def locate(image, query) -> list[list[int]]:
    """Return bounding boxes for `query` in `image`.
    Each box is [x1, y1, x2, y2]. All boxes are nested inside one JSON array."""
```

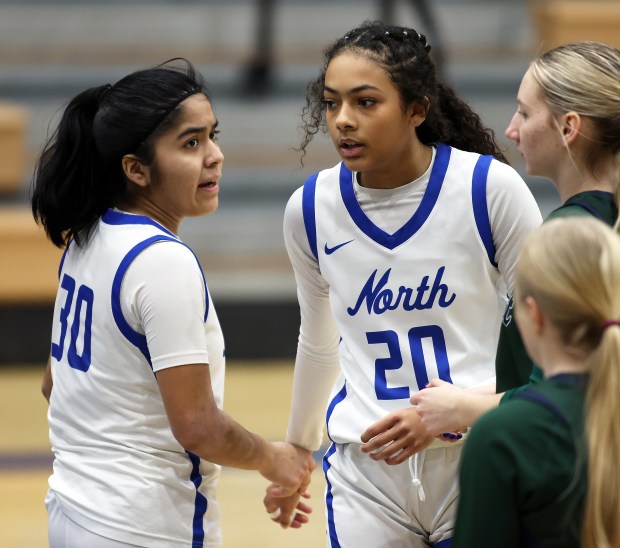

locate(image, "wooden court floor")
[[0, 361, 327, 548]]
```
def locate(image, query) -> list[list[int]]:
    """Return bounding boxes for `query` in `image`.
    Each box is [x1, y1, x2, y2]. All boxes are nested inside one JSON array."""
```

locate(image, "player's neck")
[[358, 143, 432, 190]]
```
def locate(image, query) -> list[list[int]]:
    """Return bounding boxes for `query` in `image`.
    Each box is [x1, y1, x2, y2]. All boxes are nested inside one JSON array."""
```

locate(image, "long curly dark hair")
[[299, 20, 507, 164]]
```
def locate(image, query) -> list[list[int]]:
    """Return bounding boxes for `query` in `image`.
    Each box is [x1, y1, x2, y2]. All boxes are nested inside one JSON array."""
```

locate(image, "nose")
[[335, 103, 355, 131], [505, 112, 519, 142], [205, 139, 224, 167]]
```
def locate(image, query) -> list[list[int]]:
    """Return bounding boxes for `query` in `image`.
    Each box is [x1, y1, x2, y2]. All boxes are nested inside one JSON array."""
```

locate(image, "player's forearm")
[[466, 381, 496, 396], [179, 408, 274, 471], [286, 346, 340, 450], [460, 392, 502, 426]]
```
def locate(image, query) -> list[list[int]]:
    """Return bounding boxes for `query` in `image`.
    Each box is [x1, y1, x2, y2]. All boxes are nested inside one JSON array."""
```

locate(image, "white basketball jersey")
[[302, 144, 505, 444], [47, 209, 225, 547]]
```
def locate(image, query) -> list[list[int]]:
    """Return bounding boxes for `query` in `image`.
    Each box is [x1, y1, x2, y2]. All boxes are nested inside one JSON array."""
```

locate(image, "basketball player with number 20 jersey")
[[264, 21, 542, 547]]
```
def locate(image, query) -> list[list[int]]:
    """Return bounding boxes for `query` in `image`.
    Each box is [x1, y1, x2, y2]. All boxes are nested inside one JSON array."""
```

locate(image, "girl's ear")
[[122, 155, 151, 188], [524, 295, 545, 335], [408, 98, 428, 128], [558, 111, 582, 146]]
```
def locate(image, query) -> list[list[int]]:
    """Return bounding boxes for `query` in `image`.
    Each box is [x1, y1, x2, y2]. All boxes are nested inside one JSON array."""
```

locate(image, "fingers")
[[385, 450, 415, 465], [299, 469, 313, 492], [268, 484, 297, 498], [264, 491, 313, 530], [366, 435, 414, 463], [367, 441, 403, 462], [264, 497, 294, 529], [360, 417, 402, 451], [360, 416, 396, 443], [360, 431, 394, 453], [426, 378, 446, 388], [306, 454, 318, 473], [289, 512, 310, 529], [296, 500, 312, 513]]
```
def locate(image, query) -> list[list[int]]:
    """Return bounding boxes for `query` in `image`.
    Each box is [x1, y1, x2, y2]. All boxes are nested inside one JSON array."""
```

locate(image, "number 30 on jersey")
[[51, 273, 94, 372]]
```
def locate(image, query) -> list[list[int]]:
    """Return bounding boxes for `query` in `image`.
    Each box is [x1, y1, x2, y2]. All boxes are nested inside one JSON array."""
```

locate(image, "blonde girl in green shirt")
[[453, 216, 620, 548], [410, 40, 620, 435]]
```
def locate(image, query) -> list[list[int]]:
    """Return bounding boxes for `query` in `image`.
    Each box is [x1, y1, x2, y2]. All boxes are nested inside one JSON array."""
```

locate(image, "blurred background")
[[0, 0, 618, 546]]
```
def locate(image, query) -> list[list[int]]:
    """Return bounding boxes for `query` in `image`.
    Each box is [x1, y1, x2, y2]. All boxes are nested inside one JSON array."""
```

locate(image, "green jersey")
[[496, 191, 616, 399], [453, 375, 588, 548]]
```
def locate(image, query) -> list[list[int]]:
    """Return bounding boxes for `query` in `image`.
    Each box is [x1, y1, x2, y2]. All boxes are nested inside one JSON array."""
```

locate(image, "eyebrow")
[[324, 84, 382, 95], [176, 119, 219, 140]]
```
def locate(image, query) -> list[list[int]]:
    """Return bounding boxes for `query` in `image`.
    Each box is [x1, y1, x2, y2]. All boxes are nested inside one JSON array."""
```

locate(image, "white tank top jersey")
[[283, 144, 543, 449], [47, 209, 226, 547]]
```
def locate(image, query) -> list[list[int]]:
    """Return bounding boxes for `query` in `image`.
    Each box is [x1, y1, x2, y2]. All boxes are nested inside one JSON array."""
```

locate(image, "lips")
[[339, 138, 364, 158], [198, 179, 219, 190]]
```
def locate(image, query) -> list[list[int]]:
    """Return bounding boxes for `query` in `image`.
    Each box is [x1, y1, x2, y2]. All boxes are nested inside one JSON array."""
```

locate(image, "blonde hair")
[[515, 217, 620, 548], [530, 41, 620, 190]]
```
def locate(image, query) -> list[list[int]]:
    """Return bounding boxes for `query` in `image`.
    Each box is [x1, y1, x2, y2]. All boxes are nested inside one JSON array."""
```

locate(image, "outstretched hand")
[[262, 445, 315, 529], [259, 442, 315, 497], [360, 407, 434, 464]]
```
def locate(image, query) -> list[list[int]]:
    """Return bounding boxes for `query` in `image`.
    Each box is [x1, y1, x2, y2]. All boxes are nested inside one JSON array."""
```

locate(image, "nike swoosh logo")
[[324, 239, 354, 255]]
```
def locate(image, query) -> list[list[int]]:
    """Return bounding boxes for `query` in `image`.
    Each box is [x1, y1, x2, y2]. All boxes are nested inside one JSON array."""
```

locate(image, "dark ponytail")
[[299, 20, 506, 163], [31, 58, 208, 247], [32, 85, 111, 247], [418, 83, 507, 162]]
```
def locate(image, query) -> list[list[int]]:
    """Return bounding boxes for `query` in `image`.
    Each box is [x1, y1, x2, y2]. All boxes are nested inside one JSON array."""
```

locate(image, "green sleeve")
[[497, 203, 596, 400], [452, 412, 522, 548], [495, 301, 535, 392]]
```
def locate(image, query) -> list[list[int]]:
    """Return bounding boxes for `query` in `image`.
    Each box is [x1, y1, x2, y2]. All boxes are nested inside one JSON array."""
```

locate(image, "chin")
[[197, 200, 219, 218], [341, 156, 365, 172], [206, 201, 219, 216]]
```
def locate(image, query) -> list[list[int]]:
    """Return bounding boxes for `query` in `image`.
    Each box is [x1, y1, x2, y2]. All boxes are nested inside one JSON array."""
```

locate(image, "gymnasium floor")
[[0, 361, 327, 548]]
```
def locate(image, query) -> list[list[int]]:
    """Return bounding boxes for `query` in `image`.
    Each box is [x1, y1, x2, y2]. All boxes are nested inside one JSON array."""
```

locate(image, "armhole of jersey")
[[302, 173, 319, 262], [472, 154, 498, 268], [111, 235, 209, 368], [57, 240, 72, 279], [325, 382, 347, 443]]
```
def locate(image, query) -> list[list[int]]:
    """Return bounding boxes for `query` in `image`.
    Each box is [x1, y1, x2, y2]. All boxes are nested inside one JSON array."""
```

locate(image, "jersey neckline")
[[338, 143, 451, 250]]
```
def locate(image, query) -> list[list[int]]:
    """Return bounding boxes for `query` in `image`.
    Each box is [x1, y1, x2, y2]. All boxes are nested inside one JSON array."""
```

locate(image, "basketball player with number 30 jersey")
[[33, 61, 314, 548]]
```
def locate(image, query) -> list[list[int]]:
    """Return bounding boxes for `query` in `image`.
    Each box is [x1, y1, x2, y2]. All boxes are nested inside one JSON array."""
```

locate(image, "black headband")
[[136, 86, 203, 147]]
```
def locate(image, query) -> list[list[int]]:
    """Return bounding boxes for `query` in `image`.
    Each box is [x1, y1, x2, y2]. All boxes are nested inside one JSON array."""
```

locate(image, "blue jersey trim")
[[322, 443, 341, 548], [102, 208, 177, 238], [435, 538, 452, 547], [111, 237, 209, 367], [57, 240, 72, 280], [325, 382, 347, 443], [339, 143, 451, 250], [471, 154, 497, 268], [302, 173, 319, 261], [186, 451, 208, 547]]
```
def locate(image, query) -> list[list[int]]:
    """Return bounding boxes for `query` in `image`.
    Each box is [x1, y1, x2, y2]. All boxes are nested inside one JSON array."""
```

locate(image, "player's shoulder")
[[285, 162, 342, 213], [132, 237, 199, 271], [445, 146, 522, 181]]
